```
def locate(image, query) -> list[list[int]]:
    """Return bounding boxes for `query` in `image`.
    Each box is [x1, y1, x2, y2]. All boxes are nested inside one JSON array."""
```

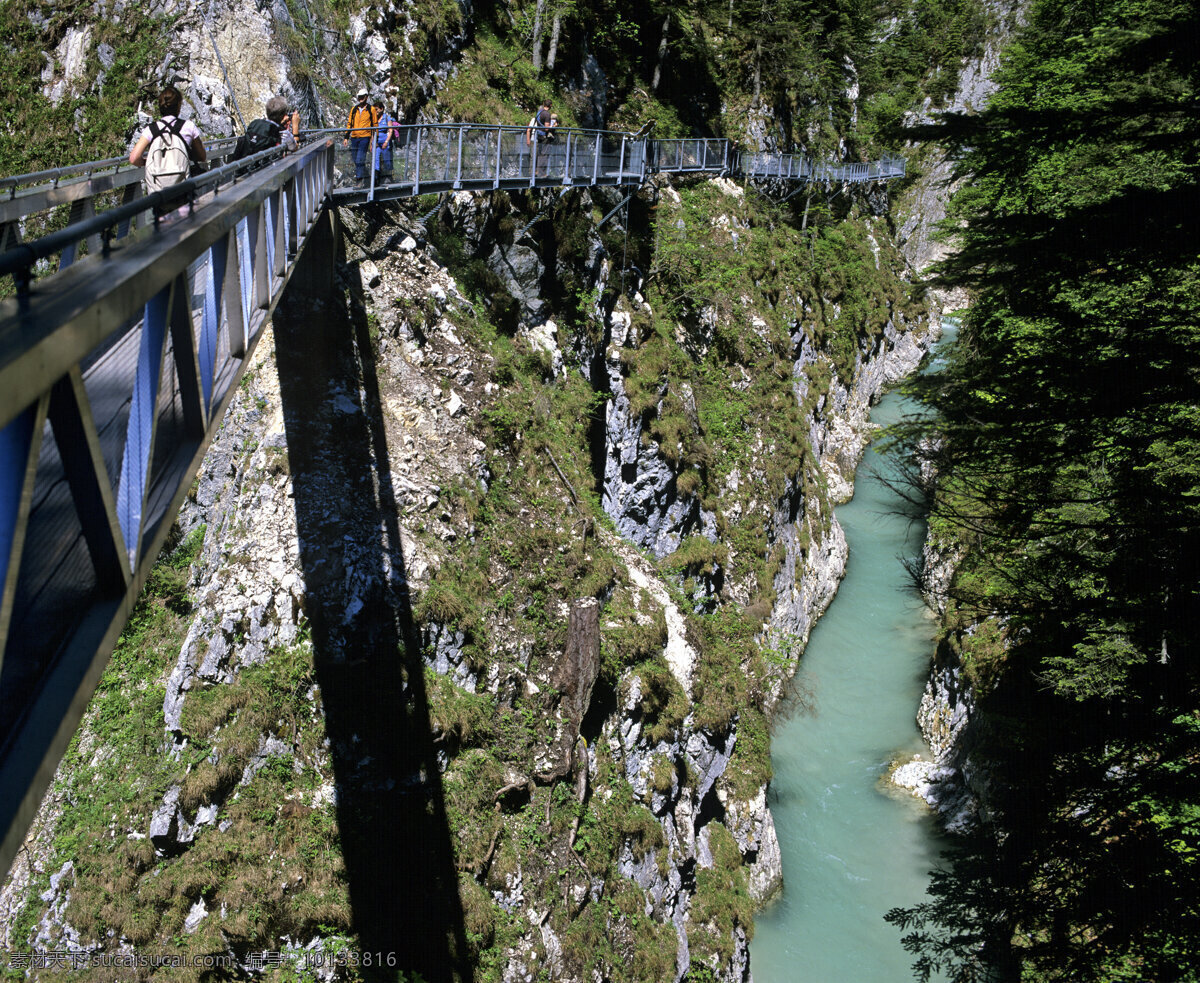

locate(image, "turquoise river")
[[749, 328, 954, 982]]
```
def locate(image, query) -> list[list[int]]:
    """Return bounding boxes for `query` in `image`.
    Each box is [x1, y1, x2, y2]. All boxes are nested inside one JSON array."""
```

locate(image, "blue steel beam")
[[0, 403, 47, 671]]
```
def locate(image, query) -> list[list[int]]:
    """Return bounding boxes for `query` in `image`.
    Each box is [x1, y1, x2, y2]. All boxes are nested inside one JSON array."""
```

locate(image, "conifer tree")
[[887, 0, 1200, 978]]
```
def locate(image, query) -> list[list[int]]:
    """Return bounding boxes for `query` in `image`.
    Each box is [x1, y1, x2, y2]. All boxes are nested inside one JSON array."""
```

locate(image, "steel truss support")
[[0, 141, 333, 880]]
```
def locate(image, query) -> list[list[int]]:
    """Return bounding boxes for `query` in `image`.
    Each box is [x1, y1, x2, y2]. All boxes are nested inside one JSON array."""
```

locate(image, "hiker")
[[373, 98, 394, 184], [232, 96, 299, 161], [546, 112, 562, 175], [129, 85, 207, 192], [525, 99, 552, 176], [342, 89, 379, 187]]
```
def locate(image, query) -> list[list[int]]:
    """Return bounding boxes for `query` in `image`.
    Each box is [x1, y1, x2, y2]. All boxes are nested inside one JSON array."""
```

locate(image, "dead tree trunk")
[[547, 7, 562, 70], [535, 598, 601, 782], [651, 13, 670, 91], [532, 0, 546, 70]]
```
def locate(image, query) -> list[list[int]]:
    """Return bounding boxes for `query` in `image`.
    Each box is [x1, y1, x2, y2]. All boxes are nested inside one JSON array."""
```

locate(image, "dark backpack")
[[231, 118, 281, 161]]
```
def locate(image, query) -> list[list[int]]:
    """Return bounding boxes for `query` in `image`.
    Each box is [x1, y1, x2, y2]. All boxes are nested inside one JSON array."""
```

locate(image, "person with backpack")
[[546, 112, 562, 175], [232, 96, 299, 161], [372, 98, 394, 185], [525, 100, 553, 176], [342, 89, 379, 187], [129, 85, 207, 193]]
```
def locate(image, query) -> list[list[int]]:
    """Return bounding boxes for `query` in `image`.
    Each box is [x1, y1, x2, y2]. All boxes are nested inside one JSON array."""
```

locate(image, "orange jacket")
[[346, 104, 379, 139]]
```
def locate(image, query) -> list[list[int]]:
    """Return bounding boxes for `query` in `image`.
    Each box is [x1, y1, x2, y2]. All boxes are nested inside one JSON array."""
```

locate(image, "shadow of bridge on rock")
[[274, 229, 469, 981]]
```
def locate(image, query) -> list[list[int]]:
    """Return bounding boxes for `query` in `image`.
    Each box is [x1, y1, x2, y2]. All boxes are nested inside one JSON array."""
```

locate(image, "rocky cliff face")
[[893, 0, 1026, 311], [1, 183, 934, 980]]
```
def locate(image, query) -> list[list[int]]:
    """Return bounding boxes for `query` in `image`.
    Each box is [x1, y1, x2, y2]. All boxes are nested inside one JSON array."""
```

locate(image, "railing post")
[[414, 128, 423, 196], [224, 226, 247, 359], [286, 177, 300, 257], [117, 281, 171, 565], [592, 134, 601, 184], [199, 240, 227, 413], [617, 136, 626, 184], [273, 191, 287, 278], [455, 125, 464, 189], [563, 131, 573, 184], [530, 134, 538, 188], [368, 128, 377, 202], [261, 195, 276, 289], [493, 128, 502, 190]]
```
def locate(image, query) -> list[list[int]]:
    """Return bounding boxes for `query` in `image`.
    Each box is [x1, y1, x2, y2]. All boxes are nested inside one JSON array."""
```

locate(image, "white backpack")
[[144, 118, 192, 192]]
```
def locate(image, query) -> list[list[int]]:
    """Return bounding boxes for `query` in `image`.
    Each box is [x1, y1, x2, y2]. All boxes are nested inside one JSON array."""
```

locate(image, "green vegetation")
[[0, 0, 168, 174], [0, 524, 368, 978], [687, 823, 755, 970], [885, 0, 1200, 978], [59, 631, 353, 959], [446, 0, 989, 158], [627, 179, 919, 616]]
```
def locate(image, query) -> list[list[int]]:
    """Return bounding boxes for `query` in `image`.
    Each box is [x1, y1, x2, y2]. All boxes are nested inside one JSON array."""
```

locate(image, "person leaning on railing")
[[342, 89, 379, 187], [373, 99, 394, 183]]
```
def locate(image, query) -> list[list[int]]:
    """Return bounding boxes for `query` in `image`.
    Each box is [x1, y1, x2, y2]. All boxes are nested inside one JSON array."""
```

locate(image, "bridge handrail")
[[738, 151, 907, 183], [0, 137, 241, 198], [650, 138, 733, 174], [0, 129, 908, 195], [0, 141, 334, 881], [0, 124, 907, 280], [0, 142, 300, 285], [303, 123, 640, 142]]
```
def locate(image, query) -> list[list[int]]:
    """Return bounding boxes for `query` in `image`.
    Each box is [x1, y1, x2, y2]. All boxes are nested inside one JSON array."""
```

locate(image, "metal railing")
[[651, 138, 732, 174], [309, 124, 650, 202], [0, 138, 241, 256], [0, 140, 334, 879], [0, 143, 295, 290], [738, 152, 907, 184], [0, 130, 906, 240]]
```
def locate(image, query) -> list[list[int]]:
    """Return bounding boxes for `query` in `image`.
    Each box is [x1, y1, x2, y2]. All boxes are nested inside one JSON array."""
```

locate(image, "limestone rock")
[[536, 599, 601, 782]]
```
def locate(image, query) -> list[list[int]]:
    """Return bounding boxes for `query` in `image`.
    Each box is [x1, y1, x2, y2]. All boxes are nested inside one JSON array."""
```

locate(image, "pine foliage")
[[886, 0, 1200, 978]]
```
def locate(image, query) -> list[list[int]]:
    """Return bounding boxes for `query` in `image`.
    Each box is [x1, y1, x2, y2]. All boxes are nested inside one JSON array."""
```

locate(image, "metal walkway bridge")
[[0, 123, 904, 876]]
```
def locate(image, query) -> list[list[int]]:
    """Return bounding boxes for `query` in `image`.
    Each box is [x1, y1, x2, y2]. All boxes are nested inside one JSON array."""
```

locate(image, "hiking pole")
[[207, 28, 247, 133]]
